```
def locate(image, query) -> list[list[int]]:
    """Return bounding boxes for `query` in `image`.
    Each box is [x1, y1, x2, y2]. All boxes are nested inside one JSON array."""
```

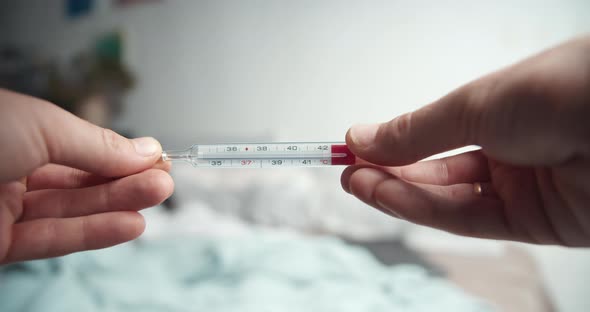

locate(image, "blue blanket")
[[0, 233, 491, 312]]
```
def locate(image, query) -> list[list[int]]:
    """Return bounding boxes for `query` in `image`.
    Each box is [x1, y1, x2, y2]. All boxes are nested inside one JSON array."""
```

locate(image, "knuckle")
[[70, 169, 86, 188], [99, 184, 113, 211], [80, 217, 91, 251], [397, 112, 421, 161], [101, 128, 124, 153], [438, 160, 450, 184], [43, 221, 58, 256], [380, 114, 411, 146], [392, 112, 413, 139], [56, 190, 71, 217], [458, 77, 501, 145], [448, 186, 463, 199], [383, 112, 420, 161], [380, 113, 412, 146]]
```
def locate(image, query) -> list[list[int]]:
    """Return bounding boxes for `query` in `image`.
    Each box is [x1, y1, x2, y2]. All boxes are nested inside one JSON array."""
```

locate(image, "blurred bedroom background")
[[1, 1, 589, 311]]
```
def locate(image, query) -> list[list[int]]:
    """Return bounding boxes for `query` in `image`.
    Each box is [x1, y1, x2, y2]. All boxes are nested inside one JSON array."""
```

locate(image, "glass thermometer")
[[162, 142, 356, 168]]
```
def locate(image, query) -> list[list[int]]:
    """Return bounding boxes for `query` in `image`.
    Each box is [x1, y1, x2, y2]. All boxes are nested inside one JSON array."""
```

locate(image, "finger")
[[345, 166, 516, 240], [391, 150, 490, 185], [0, 89, 163, 183], [27, 164, 112, 191], [2, 211, 144, 264], [341, 164, 384, 194], [342, 150, 489, 191], [21, 169, 174, 221], [26, 161, 172, 191]]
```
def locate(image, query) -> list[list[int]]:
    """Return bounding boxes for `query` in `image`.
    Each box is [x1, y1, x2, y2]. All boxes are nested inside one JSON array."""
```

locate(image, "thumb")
[[0, 90, 162, 182], [347, 70, 584, 167], [346, 37, 590, 167], [346, 82, 478, 166]]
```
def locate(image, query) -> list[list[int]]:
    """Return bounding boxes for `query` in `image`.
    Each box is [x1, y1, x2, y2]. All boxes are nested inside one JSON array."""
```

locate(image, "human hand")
[[342, 35, 590, 246], [0, 89, 174, 264]]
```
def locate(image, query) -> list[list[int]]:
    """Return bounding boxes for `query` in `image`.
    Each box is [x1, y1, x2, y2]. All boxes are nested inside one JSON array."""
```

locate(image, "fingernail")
[[349, 124, 379, 147], [132, 137, 160, 157]]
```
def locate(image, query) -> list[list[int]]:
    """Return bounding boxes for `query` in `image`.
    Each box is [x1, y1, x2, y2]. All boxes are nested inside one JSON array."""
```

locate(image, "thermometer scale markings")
[[162, 142, 355, 168]]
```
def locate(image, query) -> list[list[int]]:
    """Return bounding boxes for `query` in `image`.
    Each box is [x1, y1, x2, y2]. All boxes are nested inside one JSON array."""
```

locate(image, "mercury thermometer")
[[162, 142, 356, 168]]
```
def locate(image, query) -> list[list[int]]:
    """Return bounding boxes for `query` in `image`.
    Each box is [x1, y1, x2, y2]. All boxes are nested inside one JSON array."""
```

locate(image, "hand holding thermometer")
[[162, 142, 356, 168]]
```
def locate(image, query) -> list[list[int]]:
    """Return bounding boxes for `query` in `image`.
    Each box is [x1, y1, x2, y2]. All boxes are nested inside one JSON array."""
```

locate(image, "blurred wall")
[[2, 1, 590, 311], [2, 1, 590, 145]]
